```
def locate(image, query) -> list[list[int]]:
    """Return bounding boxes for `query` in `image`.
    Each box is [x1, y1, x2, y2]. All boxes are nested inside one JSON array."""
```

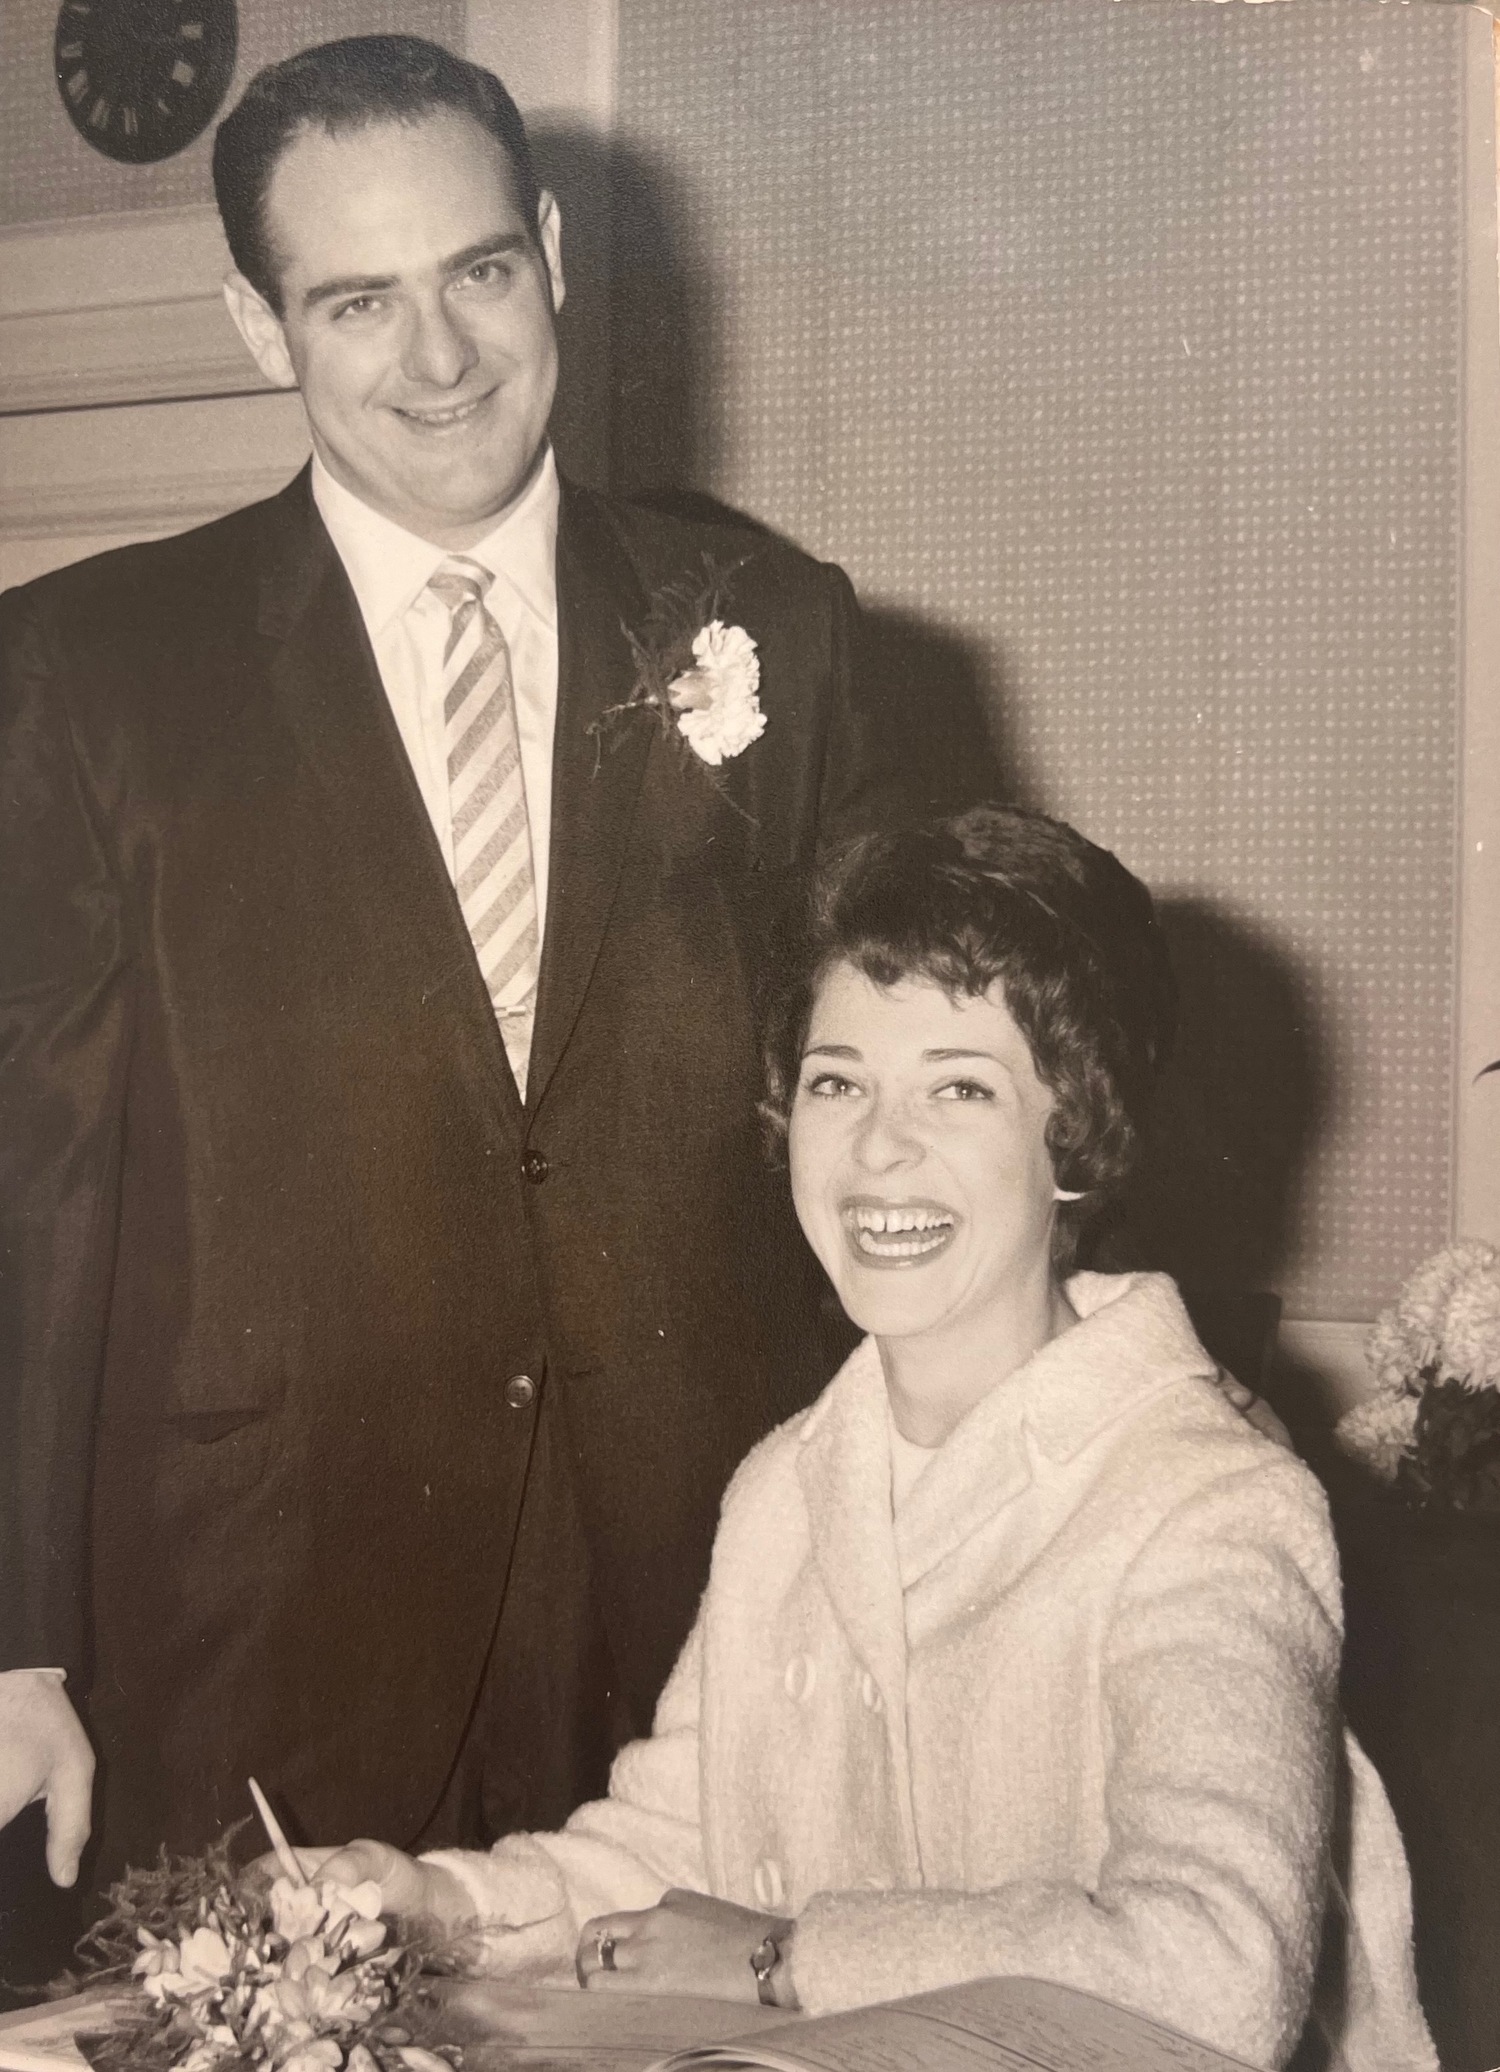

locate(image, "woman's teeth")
[[846, 1205, 955, 1258]]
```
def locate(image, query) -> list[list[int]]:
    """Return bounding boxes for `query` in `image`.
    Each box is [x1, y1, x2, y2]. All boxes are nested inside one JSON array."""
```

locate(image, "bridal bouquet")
[[1335, 1239, 1500, 1509], [66, 1836, 449, 2072]]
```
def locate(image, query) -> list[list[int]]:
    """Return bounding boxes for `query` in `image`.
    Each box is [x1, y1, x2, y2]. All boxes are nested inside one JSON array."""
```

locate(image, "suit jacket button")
[[521, 1149, 549, 1184], [504, 1374, 537, 1410]]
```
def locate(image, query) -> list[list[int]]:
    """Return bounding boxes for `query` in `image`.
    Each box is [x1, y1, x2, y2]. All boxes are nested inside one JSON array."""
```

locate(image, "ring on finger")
[[596, 1930, 617, 1973]]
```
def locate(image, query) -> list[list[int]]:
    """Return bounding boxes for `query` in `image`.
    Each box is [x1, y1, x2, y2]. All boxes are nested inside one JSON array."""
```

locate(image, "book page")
[[656, 1977, 1257, 2072], [0, 1993, 139, 2072]]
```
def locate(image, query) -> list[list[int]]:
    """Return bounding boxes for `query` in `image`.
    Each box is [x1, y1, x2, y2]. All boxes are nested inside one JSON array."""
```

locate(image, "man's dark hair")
[[762, 804, 1177, 1268], [212, 34, 542, 314]]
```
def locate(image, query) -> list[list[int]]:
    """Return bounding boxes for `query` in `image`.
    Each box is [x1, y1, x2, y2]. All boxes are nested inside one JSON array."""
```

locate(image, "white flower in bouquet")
[[668, 620, 766, 766], [1365, 1307, 1421, 1397], [1442, 1264, 1500, 1389], [1337, 1240, 1500, 1496], [1332, 1392, 1420, 1484]]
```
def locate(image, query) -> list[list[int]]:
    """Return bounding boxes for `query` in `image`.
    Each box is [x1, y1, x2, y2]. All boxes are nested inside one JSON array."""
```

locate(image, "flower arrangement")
[[1335, 1240, 1500, 1509], [590, 556, 765, 801], [63, 1834, 449, 2072]]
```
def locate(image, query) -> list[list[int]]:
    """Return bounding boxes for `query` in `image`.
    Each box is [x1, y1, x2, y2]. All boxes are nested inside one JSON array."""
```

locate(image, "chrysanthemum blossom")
[[1365, 1308, 1418, 1396], [1334, 1392, 1420, 1482], [1441, 1255, 1500, 1389]]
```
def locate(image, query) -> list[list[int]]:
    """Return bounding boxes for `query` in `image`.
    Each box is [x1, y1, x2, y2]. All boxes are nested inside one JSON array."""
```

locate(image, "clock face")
[[55, 0, 238, 165]]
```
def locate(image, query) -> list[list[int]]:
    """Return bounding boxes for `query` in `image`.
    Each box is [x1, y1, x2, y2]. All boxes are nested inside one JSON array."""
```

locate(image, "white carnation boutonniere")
[[589, 555, 765, 817], [666, 618, 767, 766]]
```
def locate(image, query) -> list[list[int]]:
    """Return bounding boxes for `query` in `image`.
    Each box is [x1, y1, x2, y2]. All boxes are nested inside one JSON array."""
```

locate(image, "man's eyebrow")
[[300, 234, 531, 313], [302, 271, 393, 313], [443, 232, 530, 274]]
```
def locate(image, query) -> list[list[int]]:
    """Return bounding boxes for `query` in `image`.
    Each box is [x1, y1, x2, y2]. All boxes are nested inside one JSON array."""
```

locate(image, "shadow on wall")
[[1100, 899, 1330, 1310], [531, 129, 720, 497], [535, 129, 1033, 813], [539, 129, 1328, 1326]]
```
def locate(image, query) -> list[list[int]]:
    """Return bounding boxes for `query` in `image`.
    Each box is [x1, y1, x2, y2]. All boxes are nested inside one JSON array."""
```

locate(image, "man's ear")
[[536, 191, 565, 317], [222, 271, 299, 390]]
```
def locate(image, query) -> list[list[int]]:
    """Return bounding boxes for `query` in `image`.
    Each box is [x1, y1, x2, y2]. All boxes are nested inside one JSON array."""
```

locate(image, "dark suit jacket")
[[0, 472, 912, 1879]]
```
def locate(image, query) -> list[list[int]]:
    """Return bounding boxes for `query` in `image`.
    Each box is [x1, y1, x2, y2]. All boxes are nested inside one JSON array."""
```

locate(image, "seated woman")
[[315, 807, 1433, 2070]]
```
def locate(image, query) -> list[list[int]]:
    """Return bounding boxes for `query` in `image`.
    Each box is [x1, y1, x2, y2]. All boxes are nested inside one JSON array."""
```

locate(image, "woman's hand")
[[249, 1840, 473, 1937], [576, 1889, 796, 2006]]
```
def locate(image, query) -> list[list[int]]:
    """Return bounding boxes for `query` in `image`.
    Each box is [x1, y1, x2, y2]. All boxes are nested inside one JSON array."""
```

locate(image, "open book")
[[646, 1976, 1258, 2072], [0, 1976, 1257, 2072]]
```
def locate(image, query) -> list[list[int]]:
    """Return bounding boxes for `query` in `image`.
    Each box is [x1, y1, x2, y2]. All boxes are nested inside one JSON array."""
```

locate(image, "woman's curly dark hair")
[[762, 805, 1176, 1268]]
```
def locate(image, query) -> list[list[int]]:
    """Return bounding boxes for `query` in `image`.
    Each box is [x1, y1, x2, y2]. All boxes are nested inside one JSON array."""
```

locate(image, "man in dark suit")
[[0, 34, 933, 1938]]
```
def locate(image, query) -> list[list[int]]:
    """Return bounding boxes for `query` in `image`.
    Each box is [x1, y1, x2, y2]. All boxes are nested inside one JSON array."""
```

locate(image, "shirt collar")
[[311, 446, 560, 639]]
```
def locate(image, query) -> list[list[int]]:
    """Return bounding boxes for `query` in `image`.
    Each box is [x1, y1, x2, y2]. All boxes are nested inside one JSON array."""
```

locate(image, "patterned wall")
[[613, 0, 1472, 1320], [0, 0, 464, 226]]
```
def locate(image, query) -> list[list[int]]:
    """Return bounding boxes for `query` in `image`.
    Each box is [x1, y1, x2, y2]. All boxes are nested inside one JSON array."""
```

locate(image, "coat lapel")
[[796, 1348, 911, 1729], [253, 472, 523, 1129], [527, 485, 655, 1104], [894, 1273, 1212, 1592]]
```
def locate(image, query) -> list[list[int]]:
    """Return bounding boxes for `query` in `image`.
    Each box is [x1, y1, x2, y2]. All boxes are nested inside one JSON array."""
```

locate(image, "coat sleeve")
[[0, 585, 130, 1679], [420, 1611, 708, 1981], [790, 1458, 1349, 2068]]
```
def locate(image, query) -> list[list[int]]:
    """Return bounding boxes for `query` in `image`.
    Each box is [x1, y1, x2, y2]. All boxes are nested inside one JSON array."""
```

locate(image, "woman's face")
[[788, 962, 1061, 1347]]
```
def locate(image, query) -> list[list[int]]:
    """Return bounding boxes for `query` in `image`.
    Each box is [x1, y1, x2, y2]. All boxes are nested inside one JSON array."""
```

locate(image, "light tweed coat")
[[430, 1274, 1434, 2071]]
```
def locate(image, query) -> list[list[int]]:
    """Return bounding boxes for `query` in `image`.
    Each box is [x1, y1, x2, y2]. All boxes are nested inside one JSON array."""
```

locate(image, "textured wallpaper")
[[0, 0, 464, 226], [613, 0, 1470, 1320]]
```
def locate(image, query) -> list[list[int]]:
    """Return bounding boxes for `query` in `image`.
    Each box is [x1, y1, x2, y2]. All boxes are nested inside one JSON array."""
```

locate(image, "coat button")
[[521, 1149, 549, 1184], [503, 1374, 536, 1410], [752, 1857, 785, 1910], [783, 1654, 817, 1703], [860, 1670, 882, 1713]]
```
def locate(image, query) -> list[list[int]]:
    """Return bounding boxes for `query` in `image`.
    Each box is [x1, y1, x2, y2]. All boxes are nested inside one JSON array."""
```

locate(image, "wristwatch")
[[749, 1929, 787, 2007]]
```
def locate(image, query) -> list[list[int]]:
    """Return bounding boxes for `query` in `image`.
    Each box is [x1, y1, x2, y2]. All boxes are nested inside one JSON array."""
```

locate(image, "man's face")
[[226, 110, 564, 548]]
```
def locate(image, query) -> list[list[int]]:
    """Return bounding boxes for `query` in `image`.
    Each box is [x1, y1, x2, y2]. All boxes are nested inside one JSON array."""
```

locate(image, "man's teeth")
[[401, 398, 483, 426]]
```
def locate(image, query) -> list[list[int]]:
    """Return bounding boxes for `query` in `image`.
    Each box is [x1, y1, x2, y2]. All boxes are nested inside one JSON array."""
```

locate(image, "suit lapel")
[[528, 484, 655, 1104], [253, 471, 523, 1129]]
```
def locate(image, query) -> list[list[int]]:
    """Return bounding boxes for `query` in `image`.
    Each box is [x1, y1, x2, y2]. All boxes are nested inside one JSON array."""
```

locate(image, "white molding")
[[0, 466, 297, 539], [0, 391, 309, 542], [1275, 1319, 1372, 1423], [0, 205, 230, 312], [0, 206, 269, 416], [0, 297, 268, 415], [1455, 16, 1500, 1243]]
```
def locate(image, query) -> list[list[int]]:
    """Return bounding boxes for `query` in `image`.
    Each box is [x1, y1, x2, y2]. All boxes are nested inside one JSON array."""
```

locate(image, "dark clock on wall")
[[55, 0, 238, 164]]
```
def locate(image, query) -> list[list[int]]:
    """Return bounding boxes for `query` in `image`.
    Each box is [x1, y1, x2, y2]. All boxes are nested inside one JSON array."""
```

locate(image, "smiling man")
[[0, 35, 951, 1950]]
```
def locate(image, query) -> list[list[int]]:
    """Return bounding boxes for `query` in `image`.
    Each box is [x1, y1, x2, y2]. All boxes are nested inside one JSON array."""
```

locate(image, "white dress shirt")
[[312, 449, 560, 944]]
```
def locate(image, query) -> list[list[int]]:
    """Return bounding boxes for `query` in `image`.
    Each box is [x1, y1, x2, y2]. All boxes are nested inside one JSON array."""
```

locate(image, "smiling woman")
[[765, 811, 1169, 1444], [305, 808, 1436, 2072]]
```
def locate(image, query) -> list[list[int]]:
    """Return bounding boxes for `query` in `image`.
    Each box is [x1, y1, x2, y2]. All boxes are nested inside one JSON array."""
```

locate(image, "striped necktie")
[[427, 554, 540, 1098]]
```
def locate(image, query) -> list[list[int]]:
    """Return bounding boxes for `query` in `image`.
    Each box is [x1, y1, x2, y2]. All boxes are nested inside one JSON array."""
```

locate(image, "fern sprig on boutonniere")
[[589, 554, 765, 820]]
